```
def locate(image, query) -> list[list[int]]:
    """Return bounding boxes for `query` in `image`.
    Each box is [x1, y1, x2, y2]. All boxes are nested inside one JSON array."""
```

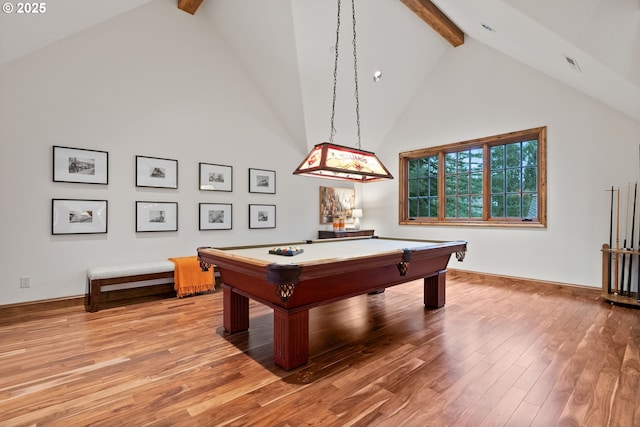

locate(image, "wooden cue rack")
[[601, 243, 640, 306]]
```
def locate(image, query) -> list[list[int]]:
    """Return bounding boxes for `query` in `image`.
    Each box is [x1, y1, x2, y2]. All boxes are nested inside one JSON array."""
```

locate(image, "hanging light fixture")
[[293, 0, 393, 183]]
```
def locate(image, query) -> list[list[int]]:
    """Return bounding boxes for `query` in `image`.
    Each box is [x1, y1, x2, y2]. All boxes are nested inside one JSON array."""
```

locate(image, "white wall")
[[0, 1, 332, 305], [367, 39, 640, 288]]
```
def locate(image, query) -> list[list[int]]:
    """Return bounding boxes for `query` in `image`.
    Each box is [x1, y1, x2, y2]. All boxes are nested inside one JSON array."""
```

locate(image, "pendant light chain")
[[351, 0, 362, 150], [329, 0, 362, 150], [329, 0, 341, 143]]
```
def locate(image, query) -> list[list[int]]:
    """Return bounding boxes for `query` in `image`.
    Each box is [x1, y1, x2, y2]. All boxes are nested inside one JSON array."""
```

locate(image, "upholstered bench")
[[85, 261, 220, 312]]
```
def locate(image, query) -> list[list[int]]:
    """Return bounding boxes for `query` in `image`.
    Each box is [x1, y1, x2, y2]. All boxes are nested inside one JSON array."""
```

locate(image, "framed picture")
[[199, 163, 232, 192], [136, 201, 178, 232], [136, 155, 178, 189], [53, 146, 108, 184], [199, 203, 232, 230], [249, 204, 276, 229], [52, 199, 108, 235], [319, 186, 356, 223], [249, 168, 276, 194]]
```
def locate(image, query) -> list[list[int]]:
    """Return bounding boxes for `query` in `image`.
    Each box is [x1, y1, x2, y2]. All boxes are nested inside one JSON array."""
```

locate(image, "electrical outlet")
[[20, 276, 30, 288]]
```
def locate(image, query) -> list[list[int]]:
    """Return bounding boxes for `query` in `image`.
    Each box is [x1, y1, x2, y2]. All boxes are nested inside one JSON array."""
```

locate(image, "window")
[[399, 127, 546, 227]]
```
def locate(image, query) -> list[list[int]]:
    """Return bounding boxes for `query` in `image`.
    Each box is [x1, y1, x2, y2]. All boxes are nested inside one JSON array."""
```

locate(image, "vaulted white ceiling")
[[434, 0, 640, 129], [0, 0, 154, 65], [1, 0, 638, 156]]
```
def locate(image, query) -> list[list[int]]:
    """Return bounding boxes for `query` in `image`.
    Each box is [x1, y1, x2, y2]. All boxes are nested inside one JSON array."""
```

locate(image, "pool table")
[[197, 236, 467, 370]]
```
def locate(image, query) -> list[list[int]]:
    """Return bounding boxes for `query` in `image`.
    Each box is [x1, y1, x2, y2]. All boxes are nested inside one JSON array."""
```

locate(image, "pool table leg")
[[223, 286, 249, 333], [424, 270, 446, 308], [273, 308, 309, 370]]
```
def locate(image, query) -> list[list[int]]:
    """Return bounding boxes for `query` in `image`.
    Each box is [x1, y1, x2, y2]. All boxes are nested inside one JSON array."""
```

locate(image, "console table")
[[318, 229, 375, 239]]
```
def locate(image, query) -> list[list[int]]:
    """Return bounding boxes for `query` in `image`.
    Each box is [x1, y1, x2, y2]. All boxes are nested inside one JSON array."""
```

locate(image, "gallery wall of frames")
[[51, 145, 277, 235]]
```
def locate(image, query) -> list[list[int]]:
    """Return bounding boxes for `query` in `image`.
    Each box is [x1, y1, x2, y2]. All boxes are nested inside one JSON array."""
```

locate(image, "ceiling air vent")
[[565, 55, 582, 73]]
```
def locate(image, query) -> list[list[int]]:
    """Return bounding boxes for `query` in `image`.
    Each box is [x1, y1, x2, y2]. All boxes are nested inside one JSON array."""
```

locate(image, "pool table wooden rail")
[[198, 238, 466, 306]]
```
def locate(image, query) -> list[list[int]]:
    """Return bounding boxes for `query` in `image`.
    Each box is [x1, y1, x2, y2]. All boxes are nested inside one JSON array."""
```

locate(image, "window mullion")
[[482, 143, 490, 221], [438, 151, 445, 221]]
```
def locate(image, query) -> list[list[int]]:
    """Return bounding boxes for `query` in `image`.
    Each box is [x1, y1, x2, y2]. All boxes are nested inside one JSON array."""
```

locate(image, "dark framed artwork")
[[249, 204, 276, 229], [248, 168, 276, 194], [136, 201, 178, 232], [136, 155, 178, 189], [319, 186, 356, 223], [53, 146, 108, 184], [199, 163, 232, 192], [52, 199, 108, 235], [199, 203, 232, 230]]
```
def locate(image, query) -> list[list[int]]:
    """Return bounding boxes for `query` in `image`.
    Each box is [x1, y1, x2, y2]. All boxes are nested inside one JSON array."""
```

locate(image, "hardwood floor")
[[1, 273, 639, 426]]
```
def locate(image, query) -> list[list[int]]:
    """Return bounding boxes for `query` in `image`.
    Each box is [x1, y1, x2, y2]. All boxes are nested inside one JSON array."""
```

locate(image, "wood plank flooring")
[[1, 273, 639, 426]]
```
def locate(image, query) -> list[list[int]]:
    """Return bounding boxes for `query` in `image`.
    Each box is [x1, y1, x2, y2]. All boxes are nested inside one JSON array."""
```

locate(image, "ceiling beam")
[[178, 0, 203, 15], [400, 0, 464, 47]]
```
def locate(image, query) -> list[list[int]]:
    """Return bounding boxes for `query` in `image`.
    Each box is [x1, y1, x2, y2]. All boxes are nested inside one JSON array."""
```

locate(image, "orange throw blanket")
[[168, 256, 214, 298]]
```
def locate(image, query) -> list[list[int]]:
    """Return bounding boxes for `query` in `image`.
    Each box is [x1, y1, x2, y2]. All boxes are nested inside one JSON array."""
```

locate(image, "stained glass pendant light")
[[293, 0, 393, 183]]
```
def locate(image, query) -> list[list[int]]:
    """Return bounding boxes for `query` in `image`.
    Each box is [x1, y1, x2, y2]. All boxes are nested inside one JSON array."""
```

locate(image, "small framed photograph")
[[53, 146, 108, 184], [199, 163, 232, 192], [249, 204, 276, 229], [249, 168, 276, 194], [136, 155, 178, 189], [136, 201, 178, 232], [52, 199, 108, 235], [199, 203, 232, 230]]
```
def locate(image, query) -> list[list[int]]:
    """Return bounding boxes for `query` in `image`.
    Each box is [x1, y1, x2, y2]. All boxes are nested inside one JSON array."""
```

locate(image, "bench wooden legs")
[[85, 271, 176, 312], [86, 266, 221, 312]]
